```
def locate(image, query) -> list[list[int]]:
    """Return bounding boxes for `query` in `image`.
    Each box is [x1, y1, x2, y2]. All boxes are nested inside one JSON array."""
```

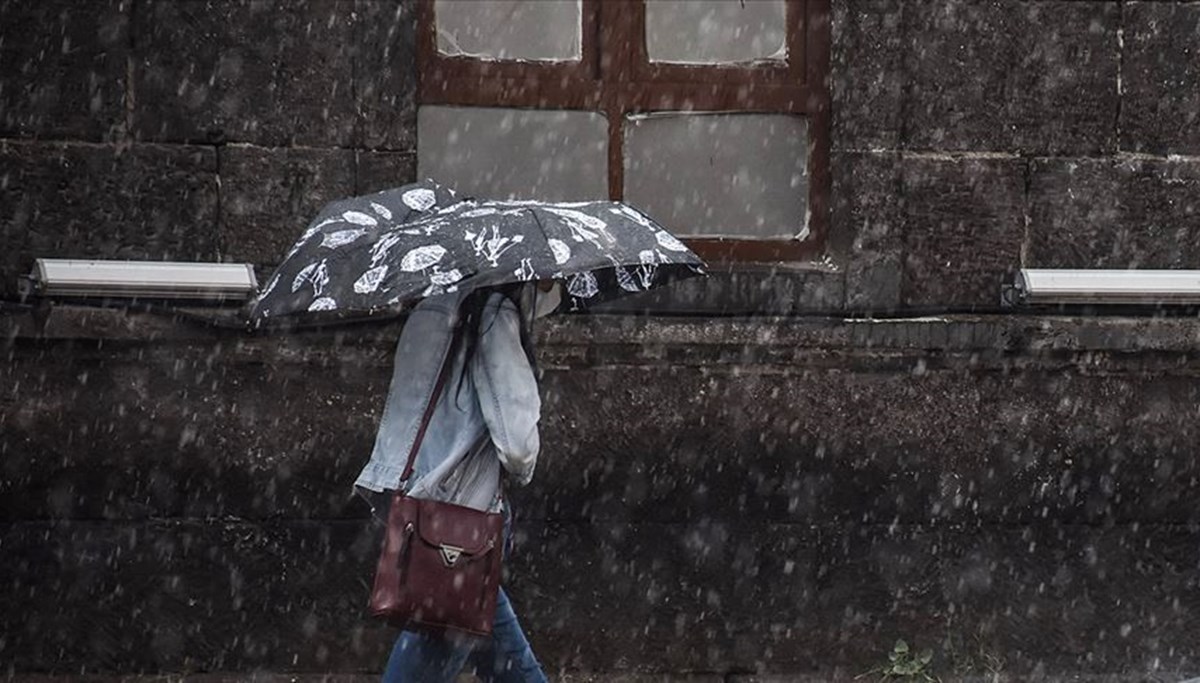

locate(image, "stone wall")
[[834, 0, 1200, 311], [0, 0, 416, 298], [3, 0, 1200, 681], [4, 1, 1197, 311], [3, 309, 1199, 680]]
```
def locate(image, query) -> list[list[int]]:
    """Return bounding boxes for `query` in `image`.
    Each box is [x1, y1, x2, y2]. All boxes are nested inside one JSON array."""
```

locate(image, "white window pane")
[[435, 0, 582, 62], [645, 0, 787, 65], [623, 113, 808, 239], [418, 106, 608, 202]]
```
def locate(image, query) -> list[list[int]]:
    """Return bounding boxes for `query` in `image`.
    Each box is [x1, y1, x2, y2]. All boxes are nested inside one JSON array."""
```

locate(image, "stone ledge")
[[5, 306, 1200, 360], [586, 264, 845, 315]]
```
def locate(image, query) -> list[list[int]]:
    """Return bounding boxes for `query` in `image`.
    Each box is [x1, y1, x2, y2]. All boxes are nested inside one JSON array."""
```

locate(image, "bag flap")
[[414, 497, 499, 556]]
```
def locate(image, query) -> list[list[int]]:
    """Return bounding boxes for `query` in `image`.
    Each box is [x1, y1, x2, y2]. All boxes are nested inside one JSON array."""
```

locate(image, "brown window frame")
[[416, 0, 831, 263]]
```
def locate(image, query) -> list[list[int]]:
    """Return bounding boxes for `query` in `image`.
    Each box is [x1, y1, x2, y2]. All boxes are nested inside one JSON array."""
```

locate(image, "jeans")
[[381, 587, 547, 682]]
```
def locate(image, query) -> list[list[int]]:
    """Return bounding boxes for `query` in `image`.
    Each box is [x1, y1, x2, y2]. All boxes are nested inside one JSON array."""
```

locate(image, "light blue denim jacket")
[[354, 289, 541, 512]]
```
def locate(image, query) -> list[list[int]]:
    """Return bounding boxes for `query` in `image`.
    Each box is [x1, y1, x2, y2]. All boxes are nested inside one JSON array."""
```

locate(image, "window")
[[417, 0, 831, 262]]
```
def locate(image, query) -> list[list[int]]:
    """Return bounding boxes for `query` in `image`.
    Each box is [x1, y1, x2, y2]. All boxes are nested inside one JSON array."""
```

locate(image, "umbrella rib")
[[526, 207, 554, 274]]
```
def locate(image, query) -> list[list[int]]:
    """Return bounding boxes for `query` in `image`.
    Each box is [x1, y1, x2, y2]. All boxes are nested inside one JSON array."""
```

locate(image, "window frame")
[[416, 0, 831, 263]]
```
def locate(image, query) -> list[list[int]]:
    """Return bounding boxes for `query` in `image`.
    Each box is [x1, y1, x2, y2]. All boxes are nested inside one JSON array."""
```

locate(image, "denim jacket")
[[354, 289, 541, 513]]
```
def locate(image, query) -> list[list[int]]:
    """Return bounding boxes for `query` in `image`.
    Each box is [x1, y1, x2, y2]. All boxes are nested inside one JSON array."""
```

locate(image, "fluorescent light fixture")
[[26, 259, 258, 301], [1007, 268, 1200, 306]]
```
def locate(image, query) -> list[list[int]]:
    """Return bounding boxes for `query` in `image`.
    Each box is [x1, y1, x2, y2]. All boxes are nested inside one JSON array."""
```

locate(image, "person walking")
[[354, 281, 560, 682]]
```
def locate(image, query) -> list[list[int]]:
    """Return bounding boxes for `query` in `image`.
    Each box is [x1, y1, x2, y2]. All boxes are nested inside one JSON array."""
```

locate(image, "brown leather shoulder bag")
[[369, 335, 505, 637]]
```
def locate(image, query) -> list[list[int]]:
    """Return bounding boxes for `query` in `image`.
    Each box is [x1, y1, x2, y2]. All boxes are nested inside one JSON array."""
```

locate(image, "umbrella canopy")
[[249, 189, 706, 321]]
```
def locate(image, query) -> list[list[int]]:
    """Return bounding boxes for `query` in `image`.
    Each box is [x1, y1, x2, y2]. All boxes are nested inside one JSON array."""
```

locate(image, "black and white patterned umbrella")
[[249, 187, 706, 321]]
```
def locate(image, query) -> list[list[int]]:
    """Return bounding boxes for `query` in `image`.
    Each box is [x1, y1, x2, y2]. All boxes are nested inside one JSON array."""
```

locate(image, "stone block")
[[133, 0, 358, 146], [832, 153, 903, 257], [900, 157, 1025, 308], [831, 0, 906, 150], [0, 0, 129, 140], [355, 150, 417, 195], [219, 145, 356, 271], [832, 151, 904, 311], [1122, 2, 1200, 155], [845, 253, 902, 313], [905, 0, 1018, 151], [354, 0, 417, 151], [904, 1, 1118, 155], [0, 141, 218, 297], [1028, 158, 1200, 268]]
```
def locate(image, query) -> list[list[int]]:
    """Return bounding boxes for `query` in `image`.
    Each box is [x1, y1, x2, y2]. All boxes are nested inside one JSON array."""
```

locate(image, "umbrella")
[[249, 185, 706, 321]]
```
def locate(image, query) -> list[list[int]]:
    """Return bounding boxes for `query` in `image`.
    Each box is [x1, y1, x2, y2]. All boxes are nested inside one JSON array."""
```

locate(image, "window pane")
[[435, 0, 581, 62], [645, 0, 787, 65], [418, 106, 608, 202], [623, 112, 808, 239]]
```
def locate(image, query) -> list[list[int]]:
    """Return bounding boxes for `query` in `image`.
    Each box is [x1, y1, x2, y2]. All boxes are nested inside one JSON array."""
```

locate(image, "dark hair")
[[453, 284, 537, 405]]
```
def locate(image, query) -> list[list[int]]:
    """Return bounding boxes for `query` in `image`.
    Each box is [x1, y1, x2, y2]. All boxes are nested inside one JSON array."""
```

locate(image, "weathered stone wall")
[[0, 0, 416, 298], [3, 0, 1200, 681], [2, 310, 1199, 680], [835, 1, 1200, 311], [4, 1, 1198, 311]]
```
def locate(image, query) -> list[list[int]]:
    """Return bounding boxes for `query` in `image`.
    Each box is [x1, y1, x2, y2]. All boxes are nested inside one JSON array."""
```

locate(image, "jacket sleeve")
[[470, 295, 541, 486]]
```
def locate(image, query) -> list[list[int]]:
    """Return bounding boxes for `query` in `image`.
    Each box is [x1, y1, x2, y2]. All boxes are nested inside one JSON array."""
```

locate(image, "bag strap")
[[399, 326, 462, 485]]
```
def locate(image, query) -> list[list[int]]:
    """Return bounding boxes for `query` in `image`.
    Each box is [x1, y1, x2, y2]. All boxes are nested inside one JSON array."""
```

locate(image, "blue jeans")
[[381, 587, 547, 682]]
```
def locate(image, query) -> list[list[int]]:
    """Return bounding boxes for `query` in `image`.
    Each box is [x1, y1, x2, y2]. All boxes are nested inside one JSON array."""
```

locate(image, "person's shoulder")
[[409, 290, 469, 322], [484, 290, 519, 314]]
